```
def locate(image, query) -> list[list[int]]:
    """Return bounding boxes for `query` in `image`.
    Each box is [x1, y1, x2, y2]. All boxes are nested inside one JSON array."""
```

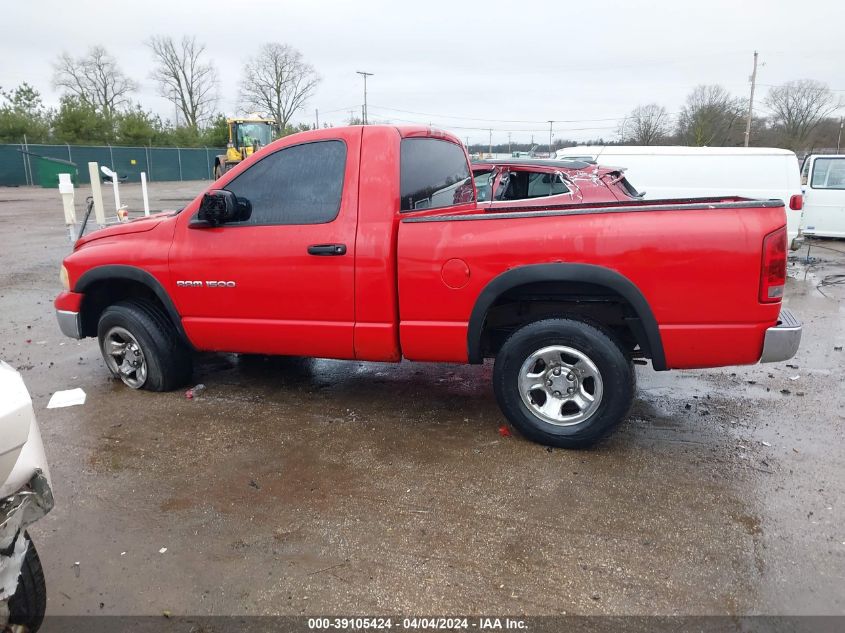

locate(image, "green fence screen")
[[0, 143, 225, 186]]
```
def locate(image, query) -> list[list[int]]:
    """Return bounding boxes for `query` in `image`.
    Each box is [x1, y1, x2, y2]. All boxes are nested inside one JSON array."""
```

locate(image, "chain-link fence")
[[0, 143, 225, 186]]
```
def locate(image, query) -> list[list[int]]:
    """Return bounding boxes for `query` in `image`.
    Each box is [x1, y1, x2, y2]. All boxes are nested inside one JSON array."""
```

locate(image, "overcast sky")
[[4, 0, 844, 145]]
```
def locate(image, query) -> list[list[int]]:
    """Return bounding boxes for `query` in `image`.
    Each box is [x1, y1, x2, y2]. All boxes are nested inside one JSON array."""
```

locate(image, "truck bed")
[[409, 196, 784, 221], [397, 196, 786, 369]]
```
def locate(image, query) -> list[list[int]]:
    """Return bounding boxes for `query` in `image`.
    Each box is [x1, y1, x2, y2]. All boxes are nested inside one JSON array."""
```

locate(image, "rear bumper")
[[760, 308, 802, 363], [56, 310, 82, 339]]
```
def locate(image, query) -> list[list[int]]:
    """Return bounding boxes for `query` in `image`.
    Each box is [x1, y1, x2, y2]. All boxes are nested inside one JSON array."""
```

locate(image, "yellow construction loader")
[[213, 115, 277, 179]]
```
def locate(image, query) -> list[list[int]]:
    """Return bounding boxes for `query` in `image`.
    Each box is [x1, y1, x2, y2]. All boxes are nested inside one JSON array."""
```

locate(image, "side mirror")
[[196, 190, 251, 226]]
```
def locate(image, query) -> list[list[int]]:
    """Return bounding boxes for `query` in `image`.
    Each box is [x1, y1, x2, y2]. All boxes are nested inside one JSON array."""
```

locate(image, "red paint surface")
[[57, 125, 786, 372]]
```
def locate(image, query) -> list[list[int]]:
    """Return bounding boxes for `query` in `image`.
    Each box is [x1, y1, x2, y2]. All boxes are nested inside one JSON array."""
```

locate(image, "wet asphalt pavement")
[[0, 183, 843, 617]]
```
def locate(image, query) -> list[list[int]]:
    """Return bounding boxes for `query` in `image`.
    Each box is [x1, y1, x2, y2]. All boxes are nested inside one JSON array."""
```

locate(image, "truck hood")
[[75, 211, 178, 248]]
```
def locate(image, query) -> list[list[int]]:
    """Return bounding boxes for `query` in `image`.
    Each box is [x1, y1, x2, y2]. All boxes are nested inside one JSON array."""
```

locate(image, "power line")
[[756, 83, 845, 92], [318, 104, 361, 114], [367, 104, 634, 124], [366, 106, 680, 133], [366, 115, 622, 133]]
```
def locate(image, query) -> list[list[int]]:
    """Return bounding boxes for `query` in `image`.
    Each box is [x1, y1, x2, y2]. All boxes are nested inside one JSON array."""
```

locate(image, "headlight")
[[60, 265, 70, 291]]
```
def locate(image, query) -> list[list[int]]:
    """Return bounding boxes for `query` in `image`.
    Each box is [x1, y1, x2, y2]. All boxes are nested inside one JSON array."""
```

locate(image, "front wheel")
[[97, 299, 193, 391], [7, 533, 47, 632], [493, 318, 634, 449]]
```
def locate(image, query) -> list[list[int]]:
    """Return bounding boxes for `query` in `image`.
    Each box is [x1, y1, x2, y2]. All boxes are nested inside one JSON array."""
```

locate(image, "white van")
[[555, 146, 805, 249], [800, 155, 845, 238]]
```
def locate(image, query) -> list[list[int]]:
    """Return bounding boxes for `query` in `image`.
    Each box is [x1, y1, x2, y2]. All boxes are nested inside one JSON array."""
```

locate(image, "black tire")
[[97, 299, 193, 392], [214, 164, 222, 179], [493, 318, 634, 449], [7, 532, 46, 633]]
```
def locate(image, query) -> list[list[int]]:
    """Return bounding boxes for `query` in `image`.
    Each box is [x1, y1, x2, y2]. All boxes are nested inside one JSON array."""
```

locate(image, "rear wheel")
[[97, 299, 193, 392], [493, 318, 634, 448], [7, 533, 46, 633]]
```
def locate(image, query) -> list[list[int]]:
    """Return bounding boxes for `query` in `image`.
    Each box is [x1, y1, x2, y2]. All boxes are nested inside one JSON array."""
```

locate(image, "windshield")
[[237, 122, 274, 148]]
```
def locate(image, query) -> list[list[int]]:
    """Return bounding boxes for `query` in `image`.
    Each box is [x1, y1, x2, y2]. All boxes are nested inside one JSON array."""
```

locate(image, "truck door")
[[802, 156, 845, 238], [169, 128, 361, 358]]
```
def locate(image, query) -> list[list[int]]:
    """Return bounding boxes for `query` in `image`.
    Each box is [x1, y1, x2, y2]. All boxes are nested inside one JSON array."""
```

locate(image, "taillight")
[[760, 227, 787, 303], [789, 194, 803, 210]]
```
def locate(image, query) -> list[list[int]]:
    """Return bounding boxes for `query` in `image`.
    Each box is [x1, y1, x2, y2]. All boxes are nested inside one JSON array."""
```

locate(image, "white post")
[[111, 174, 121, 213], [58, 173, 76, 242], [140, 172, 150, 216], [88, 162, 106, 227], [99, 165, 126, 221]]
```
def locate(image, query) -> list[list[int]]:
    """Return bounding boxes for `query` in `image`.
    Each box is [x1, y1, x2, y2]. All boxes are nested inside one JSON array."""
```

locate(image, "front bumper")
[[760, 308, 802, 363], [56, 310, 82, 339], [54, 291, 84, 339]]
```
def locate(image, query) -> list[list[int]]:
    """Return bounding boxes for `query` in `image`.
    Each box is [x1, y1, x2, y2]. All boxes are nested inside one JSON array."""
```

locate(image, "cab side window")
[[400, 138, 473, 211], [223, 140, 346, 225]]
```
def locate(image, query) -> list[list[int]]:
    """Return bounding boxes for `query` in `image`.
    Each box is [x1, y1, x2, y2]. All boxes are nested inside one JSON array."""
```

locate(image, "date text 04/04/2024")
[[306, 617, 527, 630]]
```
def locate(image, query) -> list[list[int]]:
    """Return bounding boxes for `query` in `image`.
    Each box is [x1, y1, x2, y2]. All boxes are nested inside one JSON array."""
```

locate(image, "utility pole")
[[548, 121, 554, 157], [488, 129, 493, 156], [744, 51, 759, 147], [356, 71, 374, 125], [838, 117, 843, 154], [508, 132, 512, 155], [315, 108, 319, 129]]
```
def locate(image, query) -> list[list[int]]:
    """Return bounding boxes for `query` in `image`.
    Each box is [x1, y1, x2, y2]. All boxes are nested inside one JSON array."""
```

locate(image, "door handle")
[[308, 243, 347, 256]]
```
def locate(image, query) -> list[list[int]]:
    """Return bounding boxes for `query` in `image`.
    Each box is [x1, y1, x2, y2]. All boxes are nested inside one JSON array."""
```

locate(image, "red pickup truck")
[[55, 125, 802, 448]]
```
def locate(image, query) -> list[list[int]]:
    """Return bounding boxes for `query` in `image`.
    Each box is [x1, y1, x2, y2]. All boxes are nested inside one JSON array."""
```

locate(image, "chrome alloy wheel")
[[102, 326, 148, 389], [517, 345, 604, 426]]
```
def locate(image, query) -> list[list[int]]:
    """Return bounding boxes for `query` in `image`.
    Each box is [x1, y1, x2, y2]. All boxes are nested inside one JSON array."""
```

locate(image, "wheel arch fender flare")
[[467, 263, 666, 370], [74, 265, 192, 348]]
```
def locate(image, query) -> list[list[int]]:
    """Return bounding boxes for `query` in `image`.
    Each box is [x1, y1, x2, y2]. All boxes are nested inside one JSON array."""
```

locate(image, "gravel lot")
[[1, 182, 843, 617]]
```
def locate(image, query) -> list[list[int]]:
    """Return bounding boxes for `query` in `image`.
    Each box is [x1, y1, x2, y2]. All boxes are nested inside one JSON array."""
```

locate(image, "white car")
[[556, 145, 805, 250], [0, 361, 52, 632]]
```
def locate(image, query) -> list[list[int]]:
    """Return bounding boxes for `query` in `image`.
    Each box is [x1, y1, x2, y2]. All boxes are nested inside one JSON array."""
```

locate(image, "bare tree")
[[148, 36, 218, 129], [239, 43, 319, 131], [764, 79, 840, 150], [53, 46, 137, 116], [677, 85, 745, 146], [619, 104, 670, 145]]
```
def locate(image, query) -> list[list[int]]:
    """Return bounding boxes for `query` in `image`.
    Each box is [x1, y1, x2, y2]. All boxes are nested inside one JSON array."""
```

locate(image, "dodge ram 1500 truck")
[[54, 125, 802, 448]]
